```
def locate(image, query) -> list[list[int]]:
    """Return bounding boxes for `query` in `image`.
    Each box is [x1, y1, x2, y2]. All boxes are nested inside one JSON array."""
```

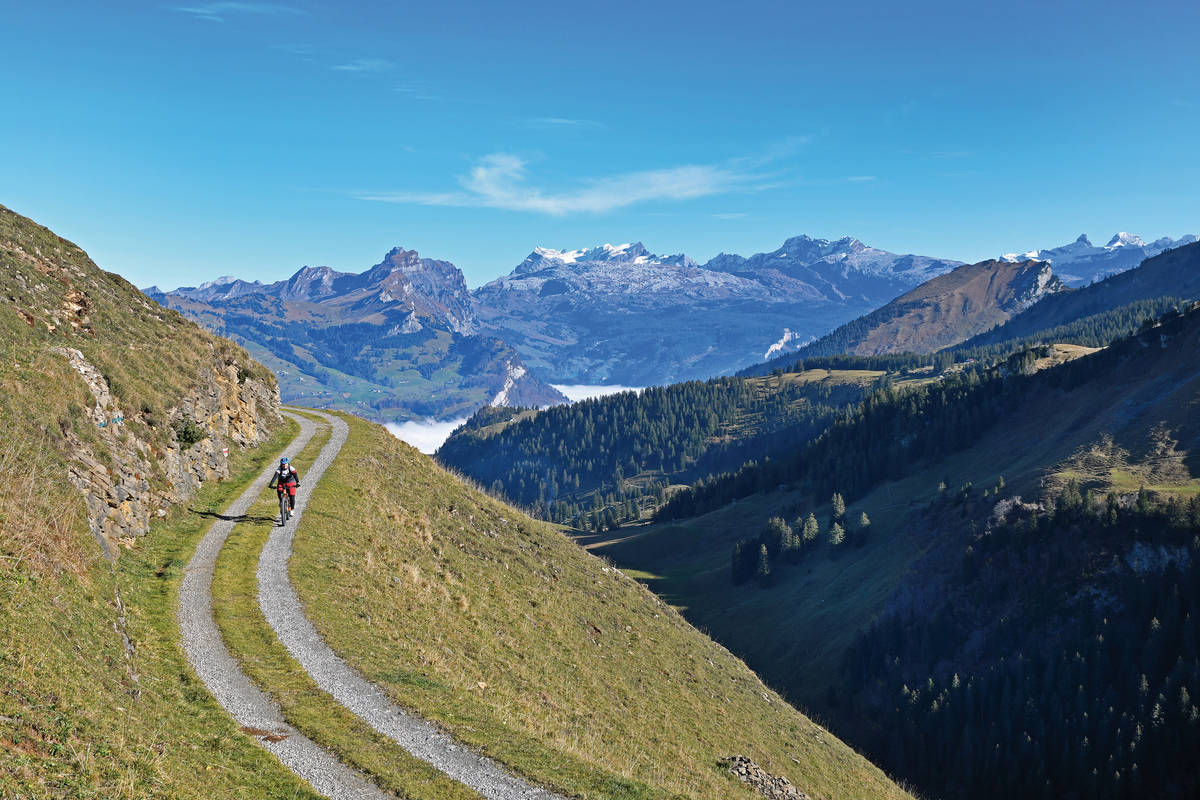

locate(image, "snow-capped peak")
[[998, 230, 1198, 286], [197, 275, 240, 290], [532, 246, 586, 264], [524, 242, 690, 269], [1106, 232, 1145, 248]]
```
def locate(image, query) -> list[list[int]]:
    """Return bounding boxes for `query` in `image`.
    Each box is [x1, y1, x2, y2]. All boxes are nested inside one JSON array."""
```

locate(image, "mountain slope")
[[0, 205, 333, 797], [438, 369, 911, 526], [1000, 231, 1197, 286], [473, 237, 961, 384], [752, 258, 1065, 363], [150, 248, 565, 421], [589, 306, 1200, 800], [961, 239, 1200, 350]]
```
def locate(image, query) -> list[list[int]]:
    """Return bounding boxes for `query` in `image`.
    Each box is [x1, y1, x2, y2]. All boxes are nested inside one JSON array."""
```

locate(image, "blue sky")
[[2, 0, 1198, 289]]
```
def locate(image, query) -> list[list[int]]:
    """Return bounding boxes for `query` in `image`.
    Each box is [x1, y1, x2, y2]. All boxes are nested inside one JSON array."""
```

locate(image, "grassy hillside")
[[0, 419, 326, 798], [0, 205, 322, 796], [292, 413, 913, 800]]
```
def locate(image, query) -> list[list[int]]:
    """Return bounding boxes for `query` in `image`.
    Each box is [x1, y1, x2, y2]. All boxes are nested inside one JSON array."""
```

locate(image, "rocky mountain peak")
[[360, 247, 477, 335], [1106, 232, 1145, 248], [278, 265, 345, 301]]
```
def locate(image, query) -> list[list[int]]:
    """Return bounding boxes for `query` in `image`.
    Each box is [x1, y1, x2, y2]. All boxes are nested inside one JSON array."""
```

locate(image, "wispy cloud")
[[846, 175, 877, 183], [333, 57, 394, 73], [358, 153, 769, 216], [394, 83, 440, 101], [522, 117, 603, 129], [174, 2, 302, 22]]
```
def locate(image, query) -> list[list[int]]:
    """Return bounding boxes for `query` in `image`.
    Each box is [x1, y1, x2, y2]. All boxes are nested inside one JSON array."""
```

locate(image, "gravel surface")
[[261, 409, 567, 800], [178, 411, 392, 800]]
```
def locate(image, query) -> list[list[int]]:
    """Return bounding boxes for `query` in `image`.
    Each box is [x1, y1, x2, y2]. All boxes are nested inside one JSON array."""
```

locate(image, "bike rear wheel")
[[279, 491, 290, 525]]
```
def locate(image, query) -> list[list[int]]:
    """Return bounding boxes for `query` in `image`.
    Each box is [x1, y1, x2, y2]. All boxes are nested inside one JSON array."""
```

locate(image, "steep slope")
[[290, 412, 914, 800], [1000, 230, 1197, 286], [590, 307, 1200, 800], [150, 247, 565, 421], [0, 203, 281, 555], [0, 206, 334, 797], [759, 258, 1065, 361], [473, 237, 960, 384], [960, 239, 1200, 350]]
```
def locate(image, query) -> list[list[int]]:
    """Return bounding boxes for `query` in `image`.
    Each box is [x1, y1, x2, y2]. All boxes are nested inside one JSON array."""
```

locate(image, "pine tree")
[[802, 512, 820, 545], [755, 544, 771, 586], [856, 511, 871, 547], [832, 492, 846, 520], [764, 516, 792, 558], [829, 521, 845, 547]]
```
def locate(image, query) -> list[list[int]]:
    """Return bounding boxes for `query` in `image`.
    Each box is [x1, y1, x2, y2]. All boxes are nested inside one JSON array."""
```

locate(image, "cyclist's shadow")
[[190, 508, 279, 525]]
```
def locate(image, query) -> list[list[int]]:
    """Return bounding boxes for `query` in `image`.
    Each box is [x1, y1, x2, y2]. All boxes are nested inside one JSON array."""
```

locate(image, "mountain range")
[[147, 247, 566, 421], [1000, 231, 1197, 286], [152, 235, 963, 418], [474, 236, 963, 385], [150, 229, 1196, 422]]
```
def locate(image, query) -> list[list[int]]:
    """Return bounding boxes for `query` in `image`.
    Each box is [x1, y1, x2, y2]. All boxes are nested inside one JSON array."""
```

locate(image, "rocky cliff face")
[[0, 203, 283, 562], [52, 346, 279, 556]]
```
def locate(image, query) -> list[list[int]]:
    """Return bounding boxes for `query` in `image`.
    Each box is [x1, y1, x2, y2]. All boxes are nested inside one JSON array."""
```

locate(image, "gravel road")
[[178, 411, 392, 799], [260, 409, 567, 800]]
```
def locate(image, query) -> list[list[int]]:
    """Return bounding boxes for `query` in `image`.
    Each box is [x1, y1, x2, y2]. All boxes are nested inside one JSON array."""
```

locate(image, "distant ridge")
[[1000, 231, 1197, 286], [744, 258, 1065, 368]]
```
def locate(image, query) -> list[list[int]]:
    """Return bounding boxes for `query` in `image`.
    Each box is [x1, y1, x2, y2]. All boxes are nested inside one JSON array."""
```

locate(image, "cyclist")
[[269, 457, 301, 515]]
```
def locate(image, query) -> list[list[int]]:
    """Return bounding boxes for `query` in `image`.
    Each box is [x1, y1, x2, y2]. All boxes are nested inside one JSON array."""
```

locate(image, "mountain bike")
[[278, 489, 291, 525]]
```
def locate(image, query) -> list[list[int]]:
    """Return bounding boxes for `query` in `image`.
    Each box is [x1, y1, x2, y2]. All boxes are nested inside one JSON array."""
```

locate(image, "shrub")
[[173, 418, 206, 450]]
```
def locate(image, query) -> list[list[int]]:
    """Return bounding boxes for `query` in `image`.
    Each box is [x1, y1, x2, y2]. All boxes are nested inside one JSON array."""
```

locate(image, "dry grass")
[[290, 412, 912, 800], [0, 418, 321, 798], [0, 435, 91, 578]]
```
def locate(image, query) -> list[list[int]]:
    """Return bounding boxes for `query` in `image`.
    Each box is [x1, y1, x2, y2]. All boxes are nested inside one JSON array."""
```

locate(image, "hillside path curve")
[[261, 408, 565, 799], [178, 411, 392, 799]]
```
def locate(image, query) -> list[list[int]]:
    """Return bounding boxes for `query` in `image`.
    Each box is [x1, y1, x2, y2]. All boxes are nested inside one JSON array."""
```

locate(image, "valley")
[[442, 241, 1200, 800], [8, 5, 1200, 800], [1, 206, 913, 799]]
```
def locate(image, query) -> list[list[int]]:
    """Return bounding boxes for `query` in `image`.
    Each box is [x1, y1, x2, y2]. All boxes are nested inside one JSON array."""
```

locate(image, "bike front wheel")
[[279, 492, 290, 525]]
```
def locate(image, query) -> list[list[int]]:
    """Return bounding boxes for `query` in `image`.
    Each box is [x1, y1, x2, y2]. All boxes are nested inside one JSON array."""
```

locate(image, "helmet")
[[280, 457, 289, 465]]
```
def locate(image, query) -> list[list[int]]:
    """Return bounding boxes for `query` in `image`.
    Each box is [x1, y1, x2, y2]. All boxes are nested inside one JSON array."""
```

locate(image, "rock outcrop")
[[54, 345, 280, 557]]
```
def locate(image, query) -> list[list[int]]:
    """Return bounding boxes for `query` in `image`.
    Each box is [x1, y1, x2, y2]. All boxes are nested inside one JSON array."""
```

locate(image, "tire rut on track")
[[261, 409, 567, 800], [178, 411, 392, 799]]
